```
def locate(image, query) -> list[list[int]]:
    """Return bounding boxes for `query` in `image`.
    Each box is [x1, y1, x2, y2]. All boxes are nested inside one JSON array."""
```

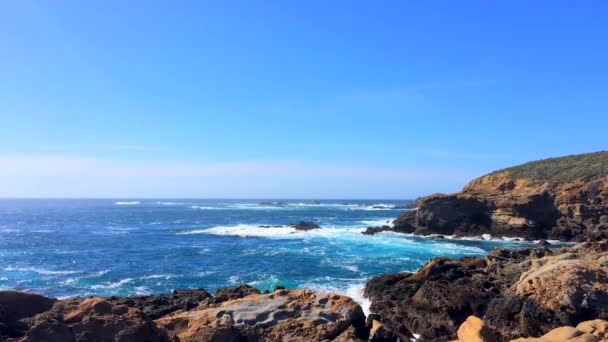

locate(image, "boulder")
[[457, 316, 496, 342]]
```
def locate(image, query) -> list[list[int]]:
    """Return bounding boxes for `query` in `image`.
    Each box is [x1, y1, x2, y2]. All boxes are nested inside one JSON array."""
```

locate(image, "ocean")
[[0, 199, 541, 313]]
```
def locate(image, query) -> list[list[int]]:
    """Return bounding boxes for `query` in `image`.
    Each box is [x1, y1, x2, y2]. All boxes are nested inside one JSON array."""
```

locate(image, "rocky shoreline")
[[3, 152, 608, 341]]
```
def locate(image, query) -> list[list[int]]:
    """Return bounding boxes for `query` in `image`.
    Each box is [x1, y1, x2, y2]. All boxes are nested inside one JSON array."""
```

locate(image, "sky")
[[1, 1, 607, 198]]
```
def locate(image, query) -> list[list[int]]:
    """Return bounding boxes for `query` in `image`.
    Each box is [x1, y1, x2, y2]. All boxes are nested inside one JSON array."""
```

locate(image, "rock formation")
[[364, 241, 608, 341], [0, 286, 367, 342], [399, 151, 608, 241]]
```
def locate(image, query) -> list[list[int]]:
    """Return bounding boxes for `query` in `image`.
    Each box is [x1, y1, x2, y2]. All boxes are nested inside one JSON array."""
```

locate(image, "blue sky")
[[1, 1, 607, 198]]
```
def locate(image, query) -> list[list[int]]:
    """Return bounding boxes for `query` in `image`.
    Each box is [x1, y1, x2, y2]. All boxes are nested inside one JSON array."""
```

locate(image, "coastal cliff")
[[402, 151, 608, 241]]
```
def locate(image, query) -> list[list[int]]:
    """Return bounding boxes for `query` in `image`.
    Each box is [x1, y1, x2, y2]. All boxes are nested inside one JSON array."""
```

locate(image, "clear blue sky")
[[1, 1, 607, 198]]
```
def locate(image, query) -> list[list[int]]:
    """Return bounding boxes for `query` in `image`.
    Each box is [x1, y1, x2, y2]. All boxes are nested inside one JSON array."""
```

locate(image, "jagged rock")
[[211, 284, 261, 303], [23, 297, 170, 341], [365, 242, 608, 341], [106, 288, 211, 319], [156, 289, 368, 342]]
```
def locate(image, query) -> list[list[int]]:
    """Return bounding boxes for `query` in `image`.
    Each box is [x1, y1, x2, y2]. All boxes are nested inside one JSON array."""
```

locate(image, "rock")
[[368, 318, 402, 342], [365, 242, 608, 341], [511, 319, 608, 341], [156, 289, 368, 342], [273, 285, 285, 291], [392, 211, 417, 233], [289, 221, 320, 231], [23, 297, 170, 341], [212, 284, 261, 303], [457, 316, 496, 342], [538, 239, 551, 246], [106, 288, 211, 319], [408, 152, 608, 241], [0, 291, 56, 338], [362, 225, 393, 235], [0, 286, 370, 341]]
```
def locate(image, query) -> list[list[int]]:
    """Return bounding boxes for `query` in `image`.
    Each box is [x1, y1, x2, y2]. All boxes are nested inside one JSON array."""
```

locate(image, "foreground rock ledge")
[[0, 287, 367, 342], [365, 241, 608, 341]]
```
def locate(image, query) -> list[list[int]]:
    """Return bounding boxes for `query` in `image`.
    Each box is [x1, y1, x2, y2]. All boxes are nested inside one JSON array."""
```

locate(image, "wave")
[[156, 202, 185, 206], [360, 218, 394, 227], [191, 205, 220, 210], [134, 286, 152, 295], [114, 201, 140, 206], [3, 266, 81, 275], [177, 224, 366, 239], [90, 278, 134, 290], [140, 274, 174, 280]]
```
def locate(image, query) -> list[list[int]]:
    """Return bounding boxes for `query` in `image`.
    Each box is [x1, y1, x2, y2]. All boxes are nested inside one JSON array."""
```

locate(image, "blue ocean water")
[[0, 199, 541, 311]]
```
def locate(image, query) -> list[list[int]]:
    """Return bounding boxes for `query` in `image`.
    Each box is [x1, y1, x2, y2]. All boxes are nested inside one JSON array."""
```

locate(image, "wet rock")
[[289, 221, 320, 231], [362, 225, 393, 235]]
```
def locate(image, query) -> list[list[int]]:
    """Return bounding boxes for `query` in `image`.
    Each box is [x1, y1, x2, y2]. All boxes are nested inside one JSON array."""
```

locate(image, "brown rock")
[[510, 319, 608, 341], [457, 316, 496, 342], [410, 152, 608, 241], [156, 289, 367, 342]]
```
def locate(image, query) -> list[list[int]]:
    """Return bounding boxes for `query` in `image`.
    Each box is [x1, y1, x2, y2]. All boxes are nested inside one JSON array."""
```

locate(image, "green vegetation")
[[491, 151, 608, 182]]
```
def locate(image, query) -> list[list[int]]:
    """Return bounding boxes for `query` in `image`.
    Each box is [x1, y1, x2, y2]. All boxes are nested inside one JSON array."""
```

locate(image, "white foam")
[[114, 201, 140, 205], [90, 278, 133, 290], [178, 224, 367, 239], [156, 202, 184, 206], [134, 286, 152, 295], [3, 266, 81, 275], [228, 275, 240, 285], [360, 218, 394, 227], [141, 274, 173, 280]]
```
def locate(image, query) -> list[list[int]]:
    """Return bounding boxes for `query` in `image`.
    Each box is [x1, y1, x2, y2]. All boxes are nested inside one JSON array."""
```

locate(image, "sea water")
[[0, 199, 542, 313]]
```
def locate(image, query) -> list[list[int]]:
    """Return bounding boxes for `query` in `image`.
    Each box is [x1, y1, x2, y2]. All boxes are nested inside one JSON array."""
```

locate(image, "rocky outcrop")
[[157, 289, 368, 341], [0, 287, 367, 342], [289, 221, 321, 231], [365, 241, 608, 341], [406, 151, 608, 241]]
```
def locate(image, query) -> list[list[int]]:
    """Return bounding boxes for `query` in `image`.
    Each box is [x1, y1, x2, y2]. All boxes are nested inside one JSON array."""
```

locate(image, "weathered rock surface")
[[408, 151, 608, 241], [157, 289, 368, 341], [1, 287, 367, 341], [509, 319, 608, 341], [365, 242, 608, 341]]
